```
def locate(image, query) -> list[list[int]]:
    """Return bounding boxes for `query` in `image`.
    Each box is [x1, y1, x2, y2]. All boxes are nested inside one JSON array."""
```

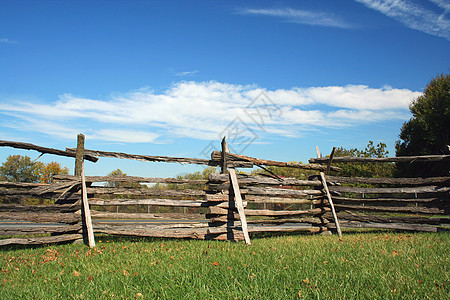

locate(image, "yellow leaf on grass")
[[73, 270, 80, 277]]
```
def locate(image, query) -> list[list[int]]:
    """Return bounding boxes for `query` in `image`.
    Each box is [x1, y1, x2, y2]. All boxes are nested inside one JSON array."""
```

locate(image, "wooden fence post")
[[316, 146, 342, 240], [222, 138, 251, 245], [74, 134, 85, 177], [81, 161, 95, 248], [75, 134, 95, 247]]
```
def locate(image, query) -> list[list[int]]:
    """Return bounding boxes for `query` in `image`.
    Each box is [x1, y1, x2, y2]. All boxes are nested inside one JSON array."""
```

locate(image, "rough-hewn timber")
[[329, 185, 450, 194], [0, 234, 83, 246], [211, 151, 341, 171], [309, 154, 450, 163], [0, 140, 98, 162], [0, 224, 82, 236]]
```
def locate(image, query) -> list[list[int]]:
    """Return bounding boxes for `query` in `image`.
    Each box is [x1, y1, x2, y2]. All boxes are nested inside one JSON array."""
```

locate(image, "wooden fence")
[[0, 135, 449, 247], [309, 154, 450, 233]]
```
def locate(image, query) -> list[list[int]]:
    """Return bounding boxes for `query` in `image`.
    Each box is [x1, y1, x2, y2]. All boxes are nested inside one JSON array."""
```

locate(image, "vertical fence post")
[[222, 138, 251, 245], [74, 134, 85, 177], [316, 146, 342, 240], [75, 134, 95, 247]]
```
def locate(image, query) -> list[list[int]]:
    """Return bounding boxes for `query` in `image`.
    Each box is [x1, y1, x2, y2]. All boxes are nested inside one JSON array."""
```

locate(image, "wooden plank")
[[208, 225, 325, 234], [206, 185, 323, 197], [244, 195, 323, 204], [229, 168, 251, 245], [208, 173, 325, 186], [89, 198, 244, 208], [326, 212, 450, 225], [211, 151, 341, 171], [54, 174, 207, 185], [0, 181, 47, 188], [317, 176, 450, 186], [334, 203, 445, 214], [81, 162, 95, 248], [0, 140, 98, 162], [329, 185, 450, 194], [320, 172, 342, 239], [332, 196, 444, 203], [221, 137, 228, 174], [328, 221, 438, 232], [0, 224, 82, 236], [0, 234, 83, 246], [309, 154, 450, 164], [85, 187, 206, 197], [95, 228, 208, 239], [204, 193, 229, 202], [90, 210, 204, 220], [326, 147, 336, 175], [0, 212, 79, 224], [208, 206, 329, 216], [0, 204, 80, 213]]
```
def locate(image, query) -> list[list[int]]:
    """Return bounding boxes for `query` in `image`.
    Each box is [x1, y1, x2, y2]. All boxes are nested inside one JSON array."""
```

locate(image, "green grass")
[[0, 231, 449, 299]]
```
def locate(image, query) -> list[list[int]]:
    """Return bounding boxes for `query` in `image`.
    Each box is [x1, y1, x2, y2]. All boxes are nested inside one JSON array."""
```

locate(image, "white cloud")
[[175, 70, 198, 76], [356, 0, 450, 40], [238, 8, 353, 29], [0, 81, 420, 143]]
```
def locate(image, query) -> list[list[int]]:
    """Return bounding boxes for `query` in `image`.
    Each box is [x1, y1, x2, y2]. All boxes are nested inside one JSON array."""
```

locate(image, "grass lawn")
[[0, 231, 449, 299]]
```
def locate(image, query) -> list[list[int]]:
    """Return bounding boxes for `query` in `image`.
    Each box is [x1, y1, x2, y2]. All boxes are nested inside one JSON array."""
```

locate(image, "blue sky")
[[0, 0, 449, 177]]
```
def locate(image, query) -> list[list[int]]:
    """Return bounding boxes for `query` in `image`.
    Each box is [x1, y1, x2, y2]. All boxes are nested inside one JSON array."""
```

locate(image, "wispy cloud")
[[238, 8, 353, 29], [0, 38, 19, 45], [175, 70, 198, 77], [356, 0, 450, 40], [0, 81, 420, 143]]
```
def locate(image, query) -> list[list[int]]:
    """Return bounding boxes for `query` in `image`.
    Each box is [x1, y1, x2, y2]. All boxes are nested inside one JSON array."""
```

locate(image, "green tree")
[[40, 161, 69, 183], [331, 141, 395, 178], [395, 73, 449, 177], [250, 163, 316, 180], [0, 155, 70, 183], [0, 155, 43, 183]]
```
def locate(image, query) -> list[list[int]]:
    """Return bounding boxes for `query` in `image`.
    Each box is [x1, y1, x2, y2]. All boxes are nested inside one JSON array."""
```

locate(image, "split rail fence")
[[310, 151, 450, 233], [0, 136, 449, 247]]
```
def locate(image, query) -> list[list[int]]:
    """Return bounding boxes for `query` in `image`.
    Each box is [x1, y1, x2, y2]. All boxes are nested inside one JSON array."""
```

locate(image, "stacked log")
[[205, 174, 330, 239]]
